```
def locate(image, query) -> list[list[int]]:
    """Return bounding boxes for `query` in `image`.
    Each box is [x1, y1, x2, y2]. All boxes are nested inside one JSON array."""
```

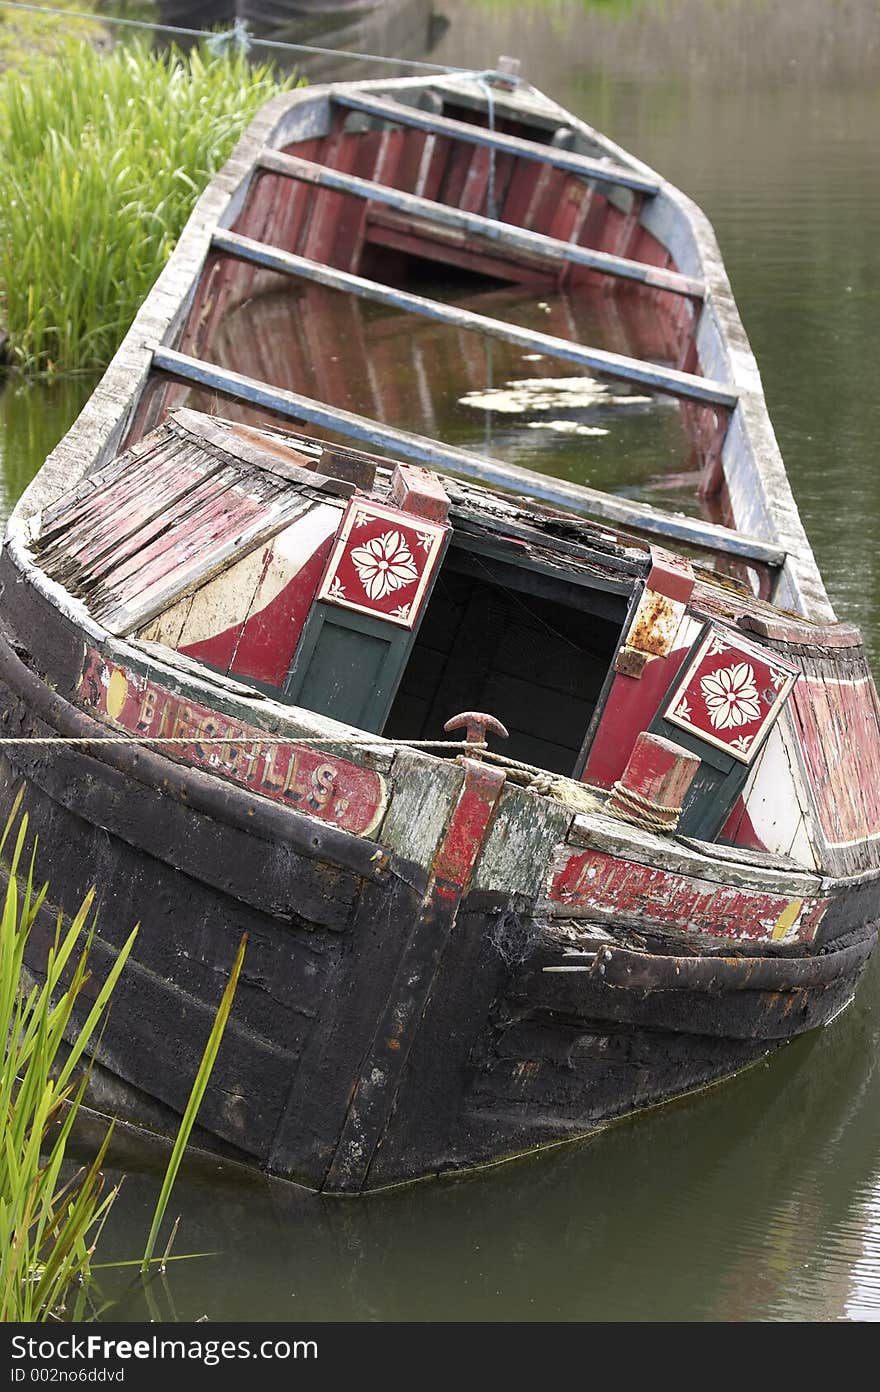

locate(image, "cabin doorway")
[[383, 546, 628, 776]]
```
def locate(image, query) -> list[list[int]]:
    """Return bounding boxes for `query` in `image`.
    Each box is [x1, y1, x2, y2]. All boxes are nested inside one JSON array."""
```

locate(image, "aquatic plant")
[[0, 39, 299, 374], [0, 792, 245, 1320], [0, 791, 136, 1320]]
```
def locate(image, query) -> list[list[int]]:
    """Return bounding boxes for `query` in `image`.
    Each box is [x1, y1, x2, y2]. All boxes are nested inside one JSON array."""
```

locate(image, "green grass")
[[0, 791, 247, 1321], [0, 39, 299, 374], [0, 1, 107, 76]]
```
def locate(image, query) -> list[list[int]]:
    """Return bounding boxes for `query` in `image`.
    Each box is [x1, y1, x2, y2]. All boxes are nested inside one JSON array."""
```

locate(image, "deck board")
[[257, 149, 704, 299], [211, 230, 730, 408], [152, 348, 783, 568]]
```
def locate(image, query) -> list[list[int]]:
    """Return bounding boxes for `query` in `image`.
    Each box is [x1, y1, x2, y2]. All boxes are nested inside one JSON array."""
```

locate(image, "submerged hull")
[[3, 68, 880, 1191]]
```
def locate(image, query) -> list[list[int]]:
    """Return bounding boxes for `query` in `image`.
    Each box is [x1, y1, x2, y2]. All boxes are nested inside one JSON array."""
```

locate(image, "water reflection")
[[2, 0, 880, 1322], [0, 373, 98, 529], [176, 274, 695, 503], [82, 952, 880, 1322]]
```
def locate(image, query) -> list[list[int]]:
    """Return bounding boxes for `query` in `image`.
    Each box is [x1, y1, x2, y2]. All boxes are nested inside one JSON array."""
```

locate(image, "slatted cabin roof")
[[36, 406, 804, 648], [34, 410, 355, 635]]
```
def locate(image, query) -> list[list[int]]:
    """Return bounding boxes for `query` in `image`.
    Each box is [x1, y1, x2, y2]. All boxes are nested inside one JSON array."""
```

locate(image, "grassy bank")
[[0, 0, 107, 75], [0, 39, 299, 374]]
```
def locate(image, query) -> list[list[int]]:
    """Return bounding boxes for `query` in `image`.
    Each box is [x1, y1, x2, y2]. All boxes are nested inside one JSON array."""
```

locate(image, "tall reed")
[[0, 792, 246, 1321], [0, 791, 137, 1320], [0, 40, 299, 374]]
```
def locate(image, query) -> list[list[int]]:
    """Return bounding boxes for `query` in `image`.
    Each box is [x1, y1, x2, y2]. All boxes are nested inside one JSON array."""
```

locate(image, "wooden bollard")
[[607, 731, 700, 833], [390, 463, 450, 523]]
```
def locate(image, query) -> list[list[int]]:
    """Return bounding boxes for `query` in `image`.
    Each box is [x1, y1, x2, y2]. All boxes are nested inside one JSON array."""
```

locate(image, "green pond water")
[[3, 0, 880, 1322]]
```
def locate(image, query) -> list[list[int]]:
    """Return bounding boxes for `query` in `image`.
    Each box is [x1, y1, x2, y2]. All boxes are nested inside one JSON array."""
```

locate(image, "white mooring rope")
[[0, 732, 484, 751]]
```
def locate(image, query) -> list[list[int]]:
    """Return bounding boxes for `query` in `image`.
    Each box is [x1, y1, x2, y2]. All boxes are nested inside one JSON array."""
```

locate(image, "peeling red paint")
[[583, 645, 690, 790], [792, 675, 880, 848], [78, 648, 386, 835], [430, 760, 506, 894], [548, 846, 827, 943]]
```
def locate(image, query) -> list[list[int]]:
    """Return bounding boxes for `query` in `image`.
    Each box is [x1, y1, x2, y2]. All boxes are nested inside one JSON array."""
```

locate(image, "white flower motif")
[[391, 603, 411, 622], [675, 697, 693, 721], [700, 661, 763, 731], [730, 734, 754, 753], [350, 530, 419, 601], [327, 576, 346, 602], [707, 634, 730, 658], [353, 510, 373, 529], [415, 530, 435, 554], [770, 670, 787, 690]]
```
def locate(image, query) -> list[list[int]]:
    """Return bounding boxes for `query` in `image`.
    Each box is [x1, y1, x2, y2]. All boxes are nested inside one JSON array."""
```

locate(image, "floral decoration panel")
[[317, 499, 449, 629], [663, 626, 798, 763]]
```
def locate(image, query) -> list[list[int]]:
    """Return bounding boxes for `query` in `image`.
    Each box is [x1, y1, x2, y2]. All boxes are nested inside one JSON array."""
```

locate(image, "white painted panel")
[[139, 592, 193, 647], [175, 546, 269, 649], [741, 719, 817, 870], [249, 501, 341, 616]]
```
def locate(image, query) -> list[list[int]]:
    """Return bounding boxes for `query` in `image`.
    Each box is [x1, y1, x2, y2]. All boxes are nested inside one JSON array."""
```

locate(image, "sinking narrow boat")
[[2, 63, 879, 1192]]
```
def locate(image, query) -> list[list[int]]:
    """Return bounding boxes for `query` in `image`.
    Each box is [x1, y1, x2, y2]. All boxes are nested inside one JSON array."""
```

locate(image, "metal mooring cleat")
[[444, 711, 510, 758]]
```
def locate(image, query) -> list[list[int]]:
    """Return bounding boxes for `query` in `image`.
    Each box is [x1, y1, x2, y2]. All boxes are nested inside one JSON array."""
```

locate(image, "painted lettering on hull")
[[78, 649, 387, 836], [548, 847, 827, 943]]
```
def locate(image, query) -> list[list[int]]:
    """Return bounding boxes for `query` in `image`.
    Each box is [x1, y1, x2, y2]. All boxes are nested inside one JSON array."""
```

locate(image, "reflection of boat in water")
[[3, 65, 880, 1195], [203, 278, 691, 502]]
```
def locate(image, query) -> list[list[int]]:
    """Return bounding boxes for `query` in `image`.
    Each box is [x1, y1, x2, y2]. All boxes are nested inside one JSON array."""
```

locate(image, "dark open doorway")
[[383, 545, 628, 776]]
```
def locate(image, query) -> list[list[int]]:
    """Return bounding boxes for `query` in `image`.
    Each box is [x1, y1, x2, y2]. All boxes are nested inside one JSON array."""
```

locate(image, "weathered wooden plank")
[[213, 229, 725, 406], [89, 467, 273, 599], [547, 844, 828, 944], [53, 458, 242, 591], [331, 91, 661, 196], [153, 349, 783, 567], [565, 810, 824, 896], [378, 748, 465, 864], [47, 446, 214, 574], [471, 782, 574, 898], [738, 612, 863, 648], [97, 491, 316, 635], [259, 150, 692, 290]]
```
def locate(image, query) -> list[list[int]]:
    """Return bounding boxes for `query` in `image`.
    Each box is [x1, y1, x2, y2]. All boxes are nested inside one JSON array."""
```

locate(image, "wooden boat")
[[2, 64, 879, 1193]]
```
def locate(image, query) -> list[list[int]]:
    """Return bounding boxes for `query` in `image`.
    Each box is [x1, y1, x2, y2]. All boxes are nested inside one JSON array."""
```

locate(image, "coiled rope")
[[609, 779, 683, 833]]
